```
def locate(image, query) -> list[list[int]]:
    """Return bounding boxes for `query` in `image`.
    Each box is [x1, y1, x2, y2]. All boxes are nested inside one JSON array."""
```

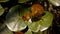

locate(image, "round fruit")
[[31, 4, 44, 16]]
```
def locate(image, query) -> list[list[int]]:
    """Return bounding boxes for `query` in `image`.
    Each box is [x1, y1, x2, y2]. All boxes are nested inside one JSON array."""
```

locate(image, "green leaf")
[[6, 5, 28, 32], [25, 21, 40, 32], [38, 11, 53, 31], [19, 7, 31, 17], [0, 0, 9, 2], [48, 0, 60, 6], [26, 22, 40, 32], [0, 5, 4, 16], [25, 29, 32, 34], [18, 0, 29, 3], [26, 11, 53, 32], [39, 11, 53, 27]]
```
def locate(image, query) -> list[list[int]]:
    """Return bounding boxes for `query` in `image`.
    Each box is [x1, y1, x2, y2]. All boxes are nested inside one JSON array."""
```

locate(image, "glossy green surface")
[[6, 5, 31, 32]]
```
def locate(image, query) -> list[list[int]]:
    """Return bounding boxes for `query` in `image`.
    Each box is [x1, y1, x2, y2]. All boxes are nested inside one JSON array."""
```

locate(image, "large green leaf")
[[6, 5, 30, 32], [18, 0, 29, 3], [0, 0, 9, 2], [25, 11, 53, 32], [48, 0, 60, 6], [0, 5, 4, 16], [38, 11, 53, 31]]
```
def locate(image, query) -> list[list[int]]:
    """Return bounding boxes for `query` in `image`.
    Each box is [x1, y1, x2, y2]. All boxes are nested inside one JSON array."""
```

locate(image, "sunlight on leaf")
[[0, 5, 4, 16], [6, 5, 28, 32], [48, 0, 60, 6]]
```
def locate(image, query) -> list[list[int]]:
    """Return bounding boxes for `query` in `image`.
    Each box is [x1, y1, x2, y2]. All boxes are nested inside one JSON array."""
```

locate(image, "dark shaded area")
[[31, 13, 45, 22], [1, 0, 18, 8], [13, 26, 28, 34]]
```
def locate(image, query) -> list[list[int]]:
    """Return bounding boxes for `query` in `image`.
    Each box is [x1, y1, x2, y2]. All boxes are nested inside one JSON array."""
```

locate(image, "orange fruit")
[[31, 4, 44, 16]]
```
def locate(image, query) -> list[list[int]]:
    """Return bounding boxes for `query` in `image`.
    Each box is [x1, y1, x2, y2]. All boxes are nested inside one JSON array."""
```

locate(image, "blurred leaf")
[[0, 0, 9, 2], [18, 0, 29, 3], [0, 5, 4, 16], [0, 28, 13, 34], [19, 7, 31, 17], [6, 5, 29, 32], [25, 29, 32, 34], [25, 21, 40, 32], [38, 11, 53, 31], [0, 23, 2, 27], [48, 0, 60, 6], [25, 11, 53, 32]]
